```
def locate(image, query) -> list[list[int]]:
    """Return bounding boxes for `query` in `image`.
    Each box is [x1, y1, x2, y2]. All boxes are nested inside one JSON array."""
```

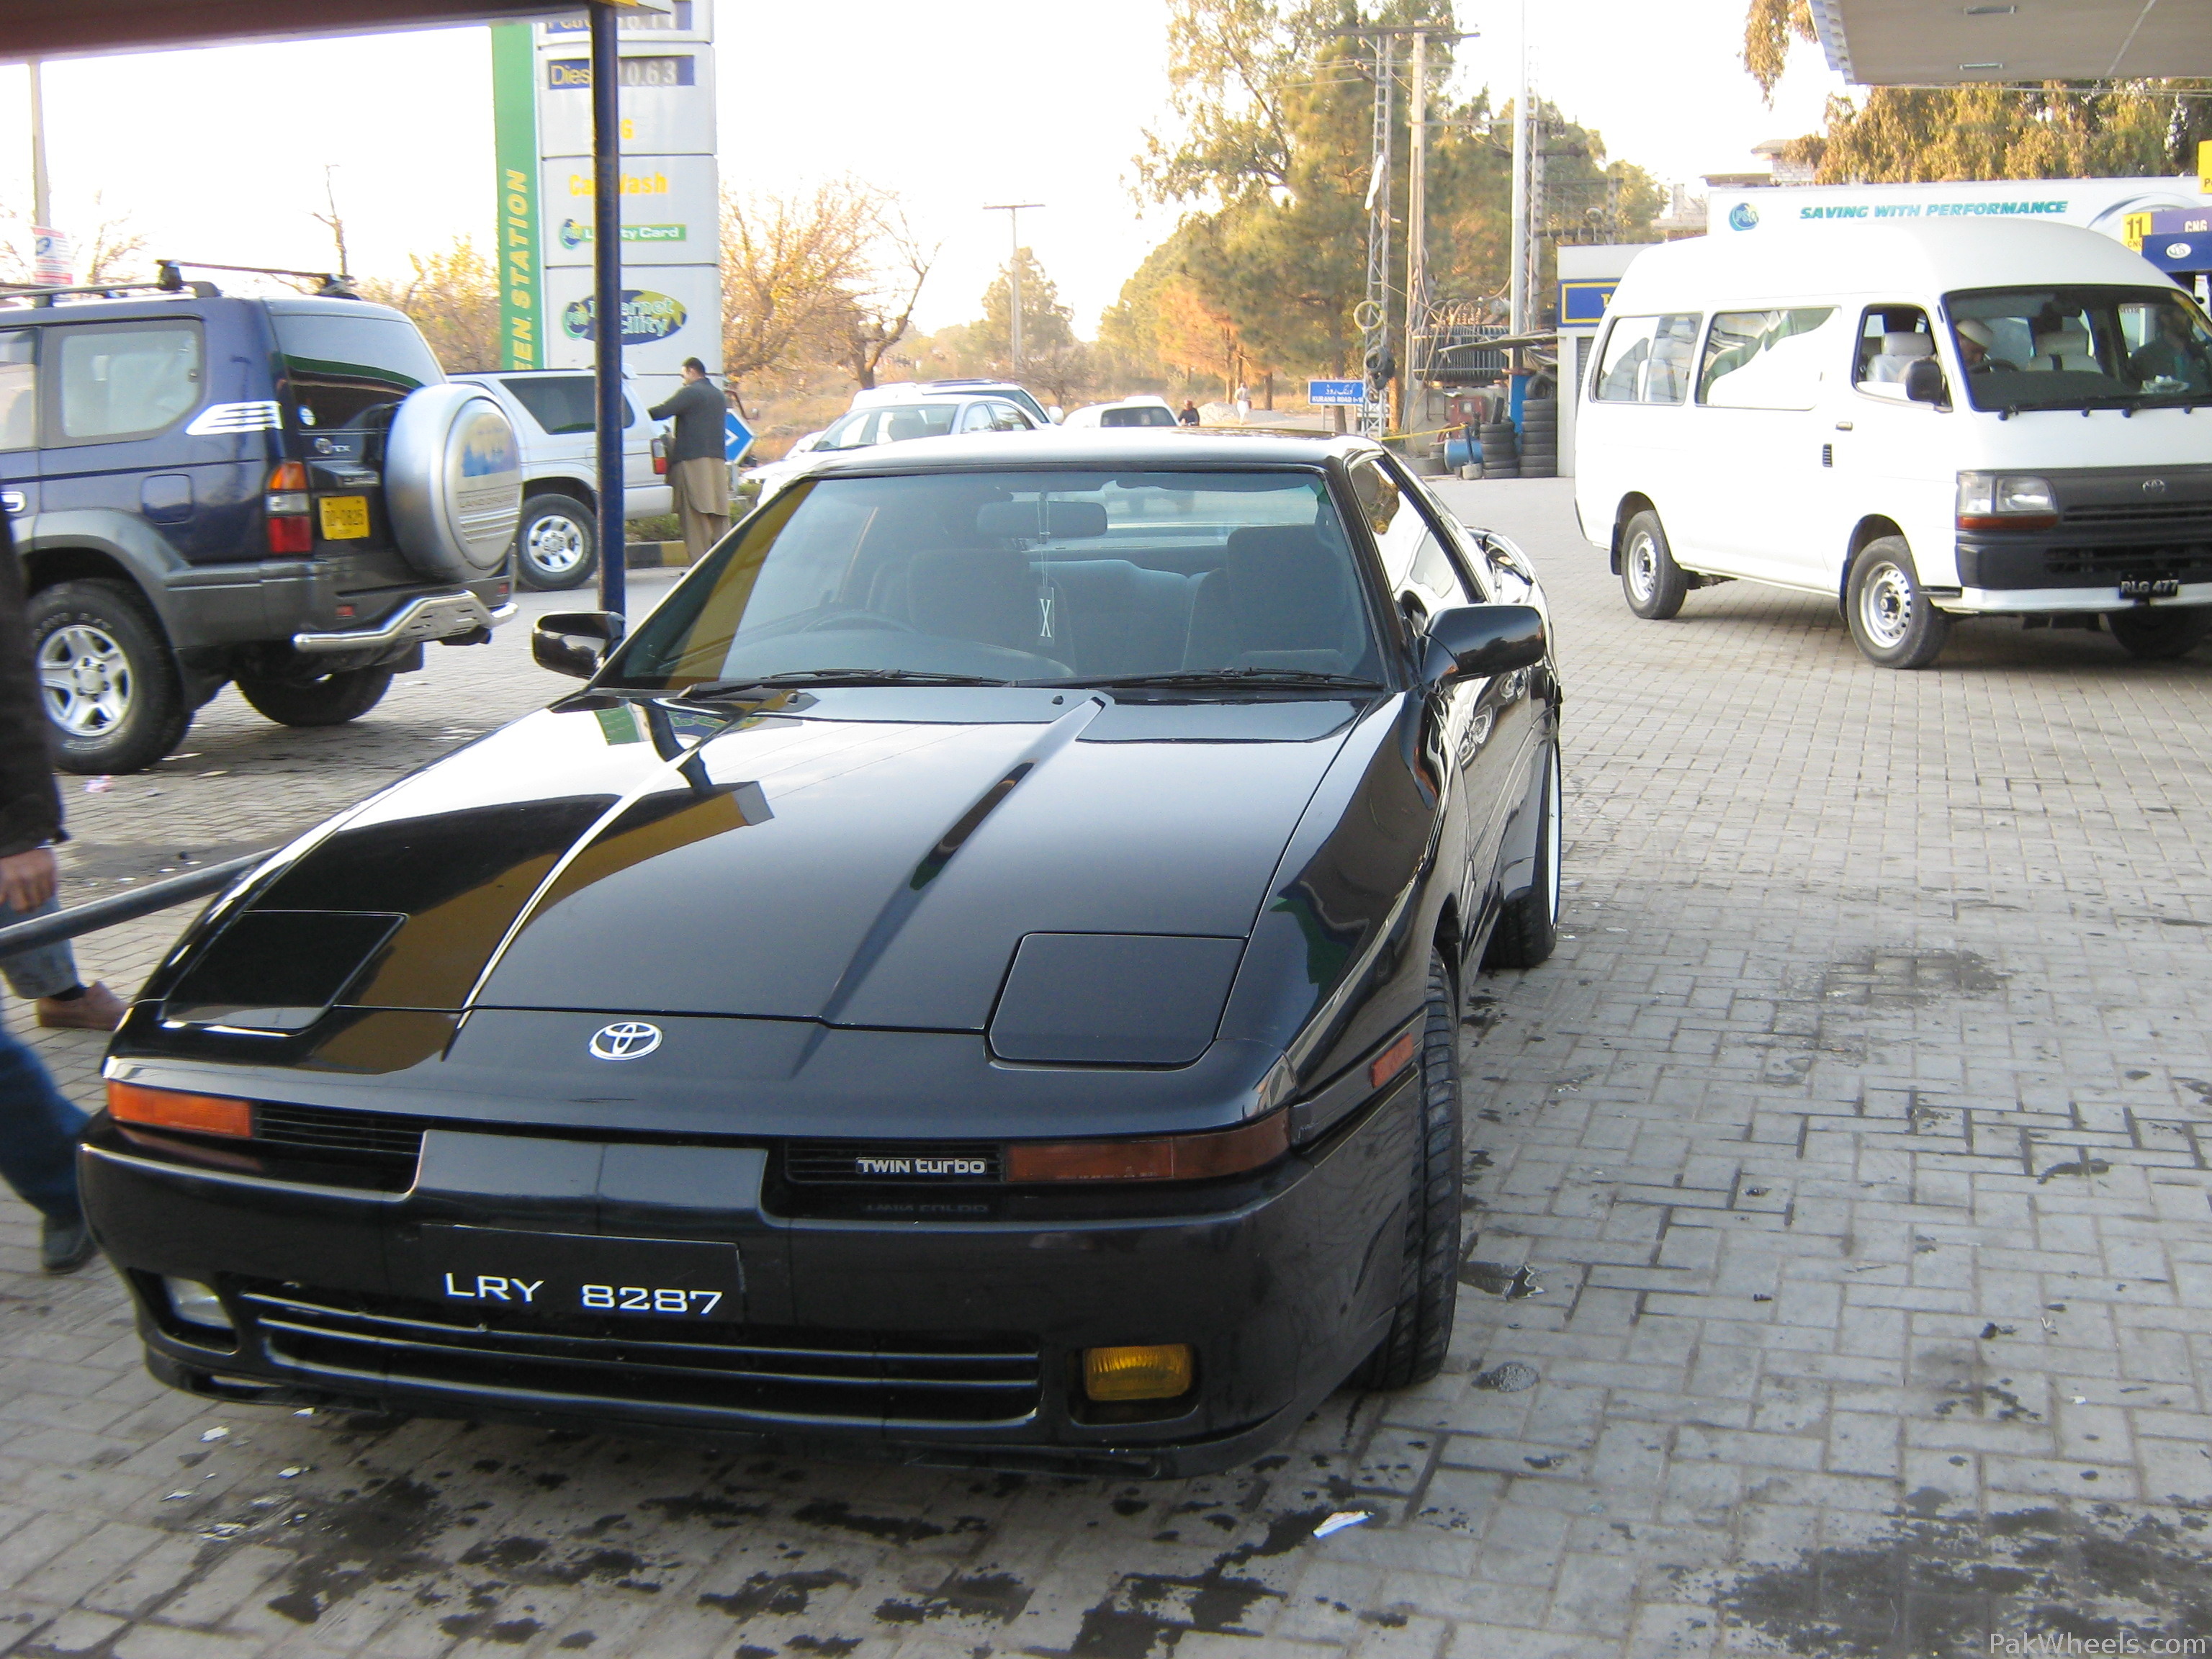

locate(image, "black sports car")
[[84, 432, 1563, 1477]]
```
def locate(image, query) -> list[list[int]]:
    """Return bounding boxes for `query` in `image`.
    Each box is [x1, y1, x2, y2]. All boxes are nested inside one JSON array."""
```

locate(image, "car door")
[[1584, 310, 1701, 558], [39, 318, 212, 559], [1829, 304, 1956, 587], [0, 329, 39, 538], [1689, 305, 1846, 590]]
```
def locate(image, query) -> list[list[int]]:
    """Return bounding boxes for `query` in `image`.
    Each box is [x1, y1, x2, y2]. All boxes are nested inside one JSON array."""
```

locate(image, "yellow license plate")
[[319, 495, 370, 539]]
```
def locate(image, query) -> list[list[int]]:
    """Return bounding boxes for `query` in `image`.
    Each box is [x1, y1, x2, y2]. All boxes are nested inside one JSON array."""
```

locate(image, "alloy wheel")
[[525, 512, 589, 578], [38, 624, 133, 737]]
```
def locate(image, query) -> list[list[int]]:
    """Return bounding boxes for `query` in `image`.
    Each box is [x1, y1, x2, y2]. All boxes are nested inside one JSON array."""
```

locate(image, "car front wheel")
[[514, 495, 598, 591], [1348, 948, 1463, 1393], [1845, 536, 1951, 669], [27, 580, 189, 774], [237, 667, 394, 727]]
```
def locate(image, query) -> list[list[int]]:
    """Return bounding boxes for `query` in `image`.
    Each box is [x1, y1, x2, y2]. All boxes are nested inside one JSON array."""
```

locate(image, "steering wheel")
[[799, 608, 915, 634]]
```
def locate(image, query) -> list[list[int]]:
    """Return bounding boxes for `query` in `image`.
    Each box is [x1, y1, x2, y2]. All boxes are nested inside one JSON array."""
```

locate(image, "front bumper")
[[1950, 528, 2212, 612], [79, 1088, 1411, 1477]]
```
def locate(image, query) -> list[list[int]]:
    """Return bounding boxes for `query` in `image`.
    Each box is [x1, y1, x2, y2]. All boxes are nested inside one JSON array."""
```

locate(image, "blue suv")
[[3, 269, 522, 773]]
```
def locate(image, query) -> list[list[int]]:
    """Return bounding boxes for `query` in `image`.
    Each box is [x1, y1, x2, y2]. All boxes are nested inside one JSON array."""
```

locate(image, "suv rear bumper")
[[293, 591, 517, 655]]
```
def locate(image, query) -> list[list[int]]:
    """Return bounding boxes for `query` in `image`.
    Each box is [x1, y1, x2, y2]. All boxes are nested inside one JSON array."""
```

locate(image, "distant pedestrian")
[[649, 358, 731, 560], [1234, 382, 1251, 423], [0, 511, 94, 1274], [1177, 399, 1201, 427]]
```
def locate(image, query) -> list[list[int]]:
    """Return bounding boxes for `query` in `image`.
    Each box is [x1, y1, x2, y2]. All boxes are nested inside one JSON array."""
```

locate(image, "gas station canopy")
[[1812, 0, 2212, 83], [0, 1, 583, 61]]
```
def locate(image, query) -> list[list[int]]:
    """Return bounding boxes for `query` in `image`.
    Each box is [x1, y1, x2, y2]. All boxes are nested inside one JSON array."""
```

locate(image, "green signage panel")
[[490, 22, 543, 371]]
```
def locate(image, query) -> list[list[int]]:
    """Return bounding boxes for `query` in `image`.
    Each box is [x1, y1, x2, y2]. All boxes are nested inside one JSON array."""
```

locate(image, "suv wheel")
[[236, 667, 394, 727], [1347, 948, 1463, 1393], [515, 495, 598, 591], [27, 580, 190, 775]]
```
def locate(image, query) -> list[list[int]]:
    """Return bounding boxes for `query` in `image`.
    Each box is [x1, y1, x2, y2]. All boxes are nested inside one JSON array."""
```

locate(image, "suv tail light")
[[266, 461, 313, 554]]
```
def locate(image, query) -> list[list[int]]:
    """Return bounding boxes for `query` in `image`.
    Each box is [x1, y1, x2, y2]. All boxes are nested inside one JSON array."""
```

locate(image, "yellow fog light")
[[1084, 1344, 1193, 1402]]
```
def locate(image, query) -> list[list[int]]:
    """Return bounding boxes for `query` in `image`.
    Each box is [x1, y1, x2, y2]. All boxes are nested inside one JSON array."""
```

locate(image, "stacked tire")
[[1478, 421, 1519, 480], [1518, 397, 1558, 479]]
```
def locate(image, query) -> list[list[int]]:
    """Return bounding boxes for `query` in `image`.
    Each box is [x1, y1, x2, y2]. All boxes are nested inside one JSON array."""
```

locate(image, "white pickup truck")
[[452, 371, 673, 590]]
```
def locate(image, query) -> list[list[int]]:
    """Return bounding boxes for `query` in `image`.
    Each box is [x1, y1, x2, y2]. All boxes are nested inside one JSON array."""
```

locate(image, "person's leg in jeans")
[[0, 894, 123, 1030], [0, 1022, 89, 1271]]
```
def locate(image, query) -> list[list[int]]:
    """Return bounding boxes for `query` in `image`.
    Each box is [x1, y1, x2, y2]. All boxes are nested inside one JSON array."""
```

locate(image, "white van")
[[1573, 219, 2212, 667]]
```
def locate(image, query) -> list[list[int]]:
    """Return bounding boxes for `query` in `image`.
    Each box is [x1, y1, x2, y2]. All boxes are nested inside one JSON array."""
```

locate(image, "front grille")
[[235, 1281, 1040, 1427], [2044, 543, 2212, 578], [2060, 502, 2212, 527], [785, 1141, 1003, 1184], [252, 1102, 428, 1166]]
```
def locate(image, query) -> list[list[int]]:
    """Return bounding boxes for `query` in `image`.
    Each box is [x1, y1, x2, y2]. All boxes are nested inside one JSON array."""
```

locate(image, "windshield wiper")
[[1065, 669, 1382, 691], [678, 669, 1015, 701]]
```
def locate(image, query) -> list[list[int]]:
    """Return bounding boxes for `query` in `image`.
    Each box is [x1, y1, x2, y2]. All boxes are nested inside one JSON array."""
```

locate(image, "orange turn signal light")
[[1084, 1343, 1193, 1402], [107, 1081, 253, 1139], [1369, 1028, 1419, 1090], [266, 460, 307, 493], [1004, 1112, 1288, 1184]]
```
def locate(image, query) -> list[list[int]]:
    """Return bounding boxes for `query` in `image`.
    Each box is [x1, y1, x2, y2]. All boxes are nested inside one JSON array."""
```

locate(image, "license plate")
[[2120, 578, 2181, 598], [318, 495, 370, 539], [418, 1223, 742, 1320]]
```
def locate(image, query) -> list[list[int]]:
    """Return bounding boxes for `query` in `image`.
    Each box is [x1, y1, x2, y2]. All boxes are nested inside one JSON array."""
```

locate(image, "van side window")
[[0, 333, 34, 451], [1697, 308, 1840, 409], [1593, 313, 1699, 404], [55, 323, 203, 443], [1853, 307, 1935, 400]]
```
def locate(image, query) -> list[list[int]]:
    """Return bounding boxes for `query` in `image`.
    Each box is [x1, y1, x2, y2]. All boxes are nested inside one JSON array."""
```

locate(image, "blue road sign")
[[724, 409, 755, 463], [1308, 379, 1364, 406]]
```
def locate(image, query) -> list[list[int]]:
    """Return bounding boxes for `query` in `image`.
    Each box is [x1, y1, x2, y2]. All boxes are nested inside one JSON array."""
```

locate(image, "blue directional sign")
[[724, 408, 755, 463], [1308, 379, 1365, 406]]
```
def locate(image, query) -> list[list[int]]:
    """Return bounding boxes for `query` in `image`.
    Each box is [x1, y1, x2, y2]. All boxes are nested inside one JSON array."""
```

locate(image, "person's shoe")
[[40, 1215, 96, 1275], [37, 981, 125, 1032]]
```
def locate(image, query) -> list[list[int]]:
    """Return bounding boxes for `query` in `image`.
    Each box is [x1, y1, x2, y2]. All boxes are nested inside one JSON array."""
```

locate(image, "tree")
[[1744, 0, 2211, 181], [976, 248, 1077, 364], [830, 207, 937, 391], [355, 237, 500, 372]]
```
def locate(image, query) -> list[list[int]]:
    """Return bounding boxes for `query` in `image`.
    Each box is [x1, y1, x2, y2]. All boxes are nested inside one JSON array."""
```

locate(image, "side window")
[[1696, 307, 1840, 409], [992, 402, 1033, 431], [1853, 305, 1935, 399], [0, 331, 35, 451], [1350, 457, 1479, 624], [1593, 313, 1699, 404], [961, 402, 998, 434], [55, 322, 203, 442]]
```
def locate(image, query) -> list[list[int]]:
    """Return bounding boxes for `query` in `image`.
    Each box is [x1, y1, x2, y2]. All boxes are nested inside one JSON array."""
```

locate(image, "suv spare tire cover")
[[383, 383, 523, 582]]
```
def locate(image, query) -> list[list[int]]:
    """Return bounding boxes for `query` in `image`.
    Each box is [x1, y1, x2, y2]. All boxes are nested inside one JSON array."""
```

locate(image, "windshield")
[[604, 468, 1383, 690], [1946, 284, 2212, 410], [272, 310, 444, 431], [817, 403, 960, 451]]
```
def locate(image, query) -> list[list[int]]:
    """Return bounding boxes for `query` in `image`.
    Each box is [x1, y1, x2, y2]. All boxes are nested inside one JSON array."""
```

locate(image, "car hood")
[[187, 689, 1364, 1032]]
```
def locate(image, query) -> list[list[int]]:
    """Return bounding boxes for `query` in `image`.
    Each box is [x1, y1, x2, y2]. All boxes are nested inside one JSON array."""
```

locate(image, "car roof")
[[799, 429, 1376, 477]]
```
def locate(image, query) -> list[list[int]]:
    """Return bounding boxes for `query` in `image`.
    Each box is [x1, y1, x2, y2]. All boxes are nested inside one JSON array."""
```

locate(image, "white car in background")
[[850, 378, 1060, 426], [452, 371, 671, 590], [1060, 395, 1179, 430], [742, 393, 1047, 506]]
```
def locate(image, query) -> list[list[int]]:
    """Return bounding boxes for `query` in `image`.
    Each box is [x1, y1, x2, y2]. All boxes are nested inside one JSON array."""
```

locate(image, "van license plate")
[[2120, 578, 2180, 599], [318, 495, 370, 539]]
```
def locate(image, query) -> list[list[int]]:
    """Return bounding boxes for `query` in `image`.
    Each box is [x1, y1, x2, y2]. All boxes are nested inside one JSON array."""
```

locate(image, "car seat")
[[2031, 328, 2098, 372], [1864, 332, 1933, 384], [902, 548, 1050, 655], [1182, 526, 1360, 673]]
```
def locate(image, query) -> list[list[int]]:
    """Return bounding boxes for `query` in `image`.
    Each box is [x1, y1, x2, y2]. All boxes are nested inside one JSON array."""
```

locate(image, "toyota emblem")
[[589, 1021, 663, 1061], [2143, 477, 2170, 495]]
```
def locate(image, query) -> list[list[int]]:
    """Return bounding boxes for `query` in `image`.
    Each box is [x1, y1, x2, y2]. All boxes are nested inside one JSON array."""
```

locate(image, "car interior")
[[619, 471, 1387, 688]]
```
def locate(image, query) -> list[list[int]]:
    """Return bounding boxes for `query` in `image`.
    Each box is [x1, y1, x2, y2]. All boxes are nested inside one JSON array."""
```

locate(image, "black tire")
[[1845, 536, 1951, 669], [2107, 606, 2212, 660], [1619, 508, 1687, 620], [26, 580, 189, 775], [1485, 742, 1561, 970], [237, 667, 394, 727], [1348, 948, 1463, 1392], [513, 495, 598, 592]]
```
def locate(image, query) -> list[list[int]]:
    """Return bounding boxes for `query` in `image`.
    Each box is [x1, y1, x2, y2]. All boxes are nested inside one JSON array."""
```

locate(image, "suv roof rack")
[[0, 276, 220, 307], [156, 259, 360, 299]]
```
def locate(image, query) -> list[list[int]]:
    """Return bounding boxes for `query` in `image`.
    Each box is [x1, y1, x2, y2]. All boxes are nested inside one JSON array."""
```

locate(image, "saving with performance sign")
[[1795, 199, 2069, 221]]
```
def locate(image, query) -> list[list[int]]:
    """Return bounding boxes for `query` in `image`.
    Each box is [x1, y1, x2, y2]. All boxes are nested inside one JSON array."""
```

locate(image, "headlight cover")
[[988, 932, 1245, 1065], [1957, 471, 2059, 529]]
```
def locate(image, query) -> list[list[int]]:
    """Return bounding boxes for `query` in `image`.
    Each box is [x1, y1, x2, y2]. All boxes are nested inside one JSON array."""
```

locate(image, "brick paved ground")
[[2, 485, 2211, 1658]]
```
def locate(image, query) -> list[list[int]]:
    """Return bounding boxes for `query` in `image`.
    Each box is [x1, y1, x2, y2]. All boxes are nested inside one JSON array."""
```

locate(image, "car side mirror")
[[533, 610, 619, 679], [1904, 357, 1948, 405], [1047, 406, 1064, 423], [1422, 603, 1546, 684]]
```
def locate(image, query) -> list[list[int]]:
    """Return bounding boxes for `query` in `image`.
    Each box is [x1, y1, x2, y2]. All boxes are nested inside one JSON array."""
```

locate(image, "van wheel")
[[2107, 607, 2212, 660], [514, 495, 598, 591], [1620, 510, 1687, 619], [1347, 949, 1462, 1393], [1485, 742, 1562, 971], [1846, 537, 1951, 669], [237, 667, 393, 727], [27, 580, 190, 775]]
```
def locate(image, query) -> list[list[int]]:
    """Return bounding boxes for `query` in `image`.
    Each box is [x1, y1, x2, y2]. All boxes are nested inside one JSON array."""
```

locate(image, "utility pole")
[[27, 60, 49, 229], [1509, 0, 1530, 336], [1359, 35, 1393, 439], [1401, 31, 1426, 439], [984, 203, 1043, 372]]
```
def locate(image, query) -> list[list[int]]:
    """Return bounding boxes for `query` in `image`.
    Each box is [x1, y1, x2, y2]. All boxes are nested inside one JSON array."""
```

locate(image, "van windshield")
[[1946, 285, 2212, 412]]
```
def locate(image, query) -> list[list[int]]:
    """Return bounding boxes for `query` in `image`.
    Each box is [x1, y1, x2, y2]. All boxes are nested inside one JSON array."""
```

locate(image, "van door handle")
[[1833, 421, 1853, 431]]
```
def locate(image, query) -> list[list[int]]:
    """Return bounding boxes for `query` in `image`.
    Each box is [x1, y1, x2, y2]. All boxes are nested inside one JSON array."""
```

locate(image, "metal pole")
[[1403, 30, 1427, 441], [591, 2, 626, 626], [984, 203, 1043, 376], [1509, 2, 1529, 336], [1358, 36, 1393, 440], [27, 60, 49, 230]]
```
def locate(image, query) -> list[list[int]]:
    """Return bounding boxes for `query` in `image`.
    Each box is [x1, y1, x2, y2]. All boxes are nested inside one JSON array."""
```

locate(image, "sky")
[[0, 0, 1845, 336]]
